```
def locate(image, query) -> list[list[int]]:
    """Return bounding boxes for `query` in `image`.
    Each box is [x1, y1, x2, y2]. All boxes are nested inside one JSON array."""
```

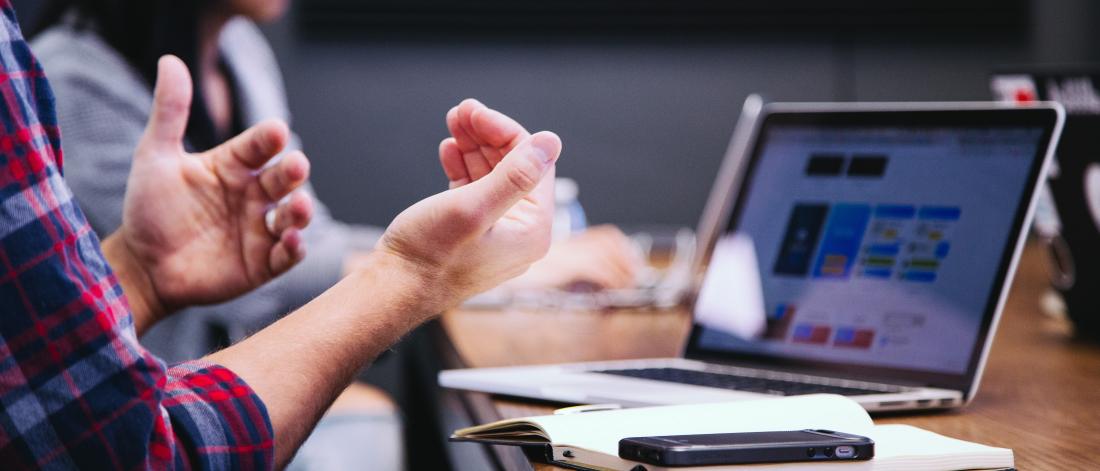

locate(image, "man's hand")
[[509, 225, 643, 290], [439, 99, 642, 292], [373, 101, 562, 314], [103, 56, 313, 332]]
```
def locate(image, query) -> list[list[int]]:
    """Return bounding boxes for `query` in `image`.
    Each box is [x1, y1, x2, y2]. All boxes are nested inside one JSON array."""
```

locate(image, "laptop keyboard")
[[594, 367, 900, 396]]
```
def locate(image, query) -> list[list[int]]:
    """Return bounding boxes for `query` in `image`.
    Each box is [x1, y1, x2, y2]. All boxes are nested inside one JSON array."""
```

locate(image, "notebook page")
[[552, 424, 1012, 471], [865, 425, 1013, 471]]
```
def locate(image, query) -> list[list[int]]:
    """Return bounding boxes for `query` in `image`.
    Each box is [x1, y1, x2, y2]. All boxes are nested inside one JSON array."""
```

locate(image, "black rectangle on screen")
[[848, 155, 888, 177], [805, 154, 845, 176]]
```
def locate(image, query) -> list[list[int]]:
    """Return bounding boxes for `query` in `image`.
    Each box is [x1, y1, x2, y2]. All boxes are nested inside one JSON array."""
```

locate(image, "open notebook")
[[451, 395, 1013, 470]]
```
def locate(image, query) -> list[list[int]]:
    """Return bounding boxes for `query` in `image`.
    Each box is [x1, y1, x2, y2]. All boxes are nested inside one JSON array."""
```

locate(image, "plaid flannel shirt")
[[0, 4, 274, 469]]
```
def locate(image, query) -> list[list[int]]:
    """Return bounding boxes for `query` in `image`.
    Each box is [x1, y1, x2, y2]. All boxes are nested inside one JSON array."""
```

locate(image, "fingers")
[[588, 225, 644, 273], [450, 98, 528, 153], [444, 99, 531, 182], [585, 226, 638, 286], [265, 192, 312, 276], [449, 101, 493, 180], [462, 149, 494, 182], [460, 131, 562, 226], [213, 119, 290, 172], [259, 150, 310, 201], [446, 99, 483, 152], [140, 56, 192, 153], [579, 261, 633, 290], [562, 226, 641, 289], [268, 191, 313, 235], [439, 138, 470, 189], [470, 106, 528, 158], [268, 228, 306, 276], [595, 250, 639, 289]]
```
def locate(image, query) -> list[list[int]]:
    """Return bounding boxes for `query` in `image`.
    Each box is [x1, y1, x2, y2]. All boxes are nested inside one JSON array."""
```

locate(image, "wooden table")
[[441, 244, 1100, 469]]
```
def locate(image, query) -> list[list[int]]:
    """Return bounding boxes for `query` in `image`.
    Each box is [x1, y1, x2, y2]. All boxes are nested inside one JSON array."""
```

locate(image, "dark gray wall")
[[12, 0, 1100, 229], [270, 30, 841, 229], [261, 0, 1099, 229]]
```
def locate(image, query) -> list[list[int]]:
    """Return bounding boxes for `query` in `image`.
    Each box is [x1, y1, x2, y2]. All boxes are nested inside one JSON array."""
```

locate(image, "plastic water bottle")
[[553, 178, 587, 242]]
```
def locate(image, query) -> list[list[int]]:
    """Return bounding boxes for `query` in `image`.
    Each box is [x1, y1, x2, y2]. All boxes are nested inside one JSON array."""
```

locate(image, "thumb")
[[461, 131, 562, 224], [140, 55, 192, 153]]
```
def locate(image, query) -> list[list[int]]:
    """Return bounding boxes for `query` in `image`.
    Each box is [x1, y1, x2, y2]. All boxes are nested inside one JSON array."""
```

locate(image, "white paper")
[[694, 233, 767, 339]]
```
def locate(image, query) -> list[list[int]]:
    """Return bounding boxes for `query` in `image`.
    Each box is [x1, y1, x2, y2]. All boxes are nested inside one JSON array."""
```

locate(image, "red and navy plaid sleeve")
[[0, 4, 274, 470]]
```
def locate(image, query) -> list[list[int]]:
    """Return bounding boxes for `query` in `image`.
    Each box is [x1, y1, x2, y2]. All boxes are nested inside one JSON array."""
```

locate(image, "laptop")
[[440, 100, 1064, 412]]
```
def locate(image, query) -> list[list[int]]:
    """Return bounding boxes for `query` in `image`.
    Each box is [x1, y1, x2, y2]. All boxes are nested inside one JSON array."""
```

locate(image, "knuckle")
[[156, 93, 189, 117], [270, 164, 288, 188], [286, 206, 304, 225], [249, 132, 269, 158], [504, 164, 539, 193]]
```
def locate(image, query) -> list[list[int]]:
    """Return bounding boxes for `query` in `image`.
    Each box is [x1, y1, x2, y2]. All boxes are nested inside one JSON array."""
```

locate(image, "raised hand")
[[375, 103, 561, 312], [105, 56, 313, 329], [510, 224, 642, 290], [439, 100, 643, 292]]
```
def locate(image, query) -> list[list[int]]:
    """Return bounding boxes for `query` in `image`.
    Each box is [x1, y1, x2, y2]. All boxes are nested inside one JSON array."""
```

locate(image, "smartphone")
[[618, 429, 874, 467]]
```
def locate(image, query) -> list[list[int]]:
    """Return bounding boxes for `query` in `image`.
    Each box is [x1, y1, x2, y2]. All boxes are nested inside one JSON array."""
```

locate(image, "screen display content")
[[695, 123, 1044, 375]]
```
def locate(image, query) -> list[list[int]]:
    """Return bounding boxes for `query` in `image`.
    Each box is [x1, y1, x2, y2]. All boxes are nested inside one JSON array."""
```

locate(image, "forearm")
[[101, 232, 165, 335], [205, 251, 435, 468]]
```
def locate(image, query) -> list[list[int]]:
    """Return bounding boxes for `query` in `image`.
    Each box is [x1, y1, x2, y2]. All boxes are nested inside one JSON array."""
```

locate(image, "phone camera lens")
[[836, 446, 856, 458], [823, 447, 835, 457], [806, 448, 816, 457]]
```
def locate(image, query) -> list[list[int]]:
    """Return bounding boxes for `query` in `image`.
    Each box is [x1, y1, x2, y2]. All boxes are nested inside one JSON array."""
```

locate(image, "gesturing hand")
[[439, 100, 642, 292], [374, 101, 561, 314], [103, 56, 313, 330]]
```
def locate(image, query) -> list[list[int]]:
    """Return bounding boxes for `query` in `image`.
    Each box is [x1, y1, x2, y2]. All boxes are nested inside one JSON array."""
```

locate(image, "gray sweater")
[[32, 18, 382, 363]]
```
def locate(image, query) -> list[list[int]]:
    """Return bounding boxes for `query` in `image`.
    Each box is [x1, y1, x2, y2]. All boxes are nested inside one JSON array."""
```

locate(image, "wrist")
[[102, 232, 168, 333], [341, 251, 375, 277], [349, 249, 447, 323]]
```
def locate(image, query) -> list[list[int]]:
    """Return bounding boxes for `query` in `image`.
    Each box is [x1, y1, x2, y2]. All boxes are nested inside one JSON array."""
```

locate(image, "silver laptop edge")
[[440, 359, 964, 412], [964, 103, 1064, 402], [692, 94, 765, 284], [441, 100, 1065, 413]]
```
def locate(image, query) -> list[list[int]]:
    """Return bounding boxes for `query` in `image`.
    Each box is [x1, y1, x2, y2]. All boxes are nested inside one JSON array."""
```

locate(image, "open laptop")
[[441, 101, 1064, 412]]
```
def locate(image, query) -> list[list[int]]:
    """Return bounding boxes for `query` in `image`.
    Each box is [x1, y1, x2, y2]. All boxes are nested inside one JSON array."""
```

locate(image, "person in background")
[[0, 0, 565, 466], [31, 0, 640, 361]]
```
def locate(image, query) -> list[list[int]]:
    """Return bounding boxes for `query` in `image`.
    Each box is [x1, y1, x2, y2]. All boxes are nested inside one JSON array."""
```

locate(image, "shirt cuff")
[[162, 361, 275, 470]]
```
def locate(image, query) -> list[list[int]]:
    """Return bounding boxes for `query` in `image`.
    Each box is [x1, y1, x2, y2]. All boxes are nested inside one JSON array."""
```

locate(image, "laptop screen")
[[689, 108, 1057, 390]]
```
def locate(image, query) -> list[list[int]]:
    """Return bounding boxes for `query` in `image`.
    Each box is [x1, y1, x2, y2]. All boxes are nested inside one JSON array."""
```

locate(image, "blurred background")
[[9, 3, 1100, 469], [10, 0, 1100, 229]]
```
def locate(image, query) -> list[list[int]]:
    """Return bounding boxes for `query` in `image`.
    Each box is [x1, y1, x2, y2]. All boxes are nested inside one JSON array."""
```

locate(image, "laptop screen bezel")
[[684, 105, 1060, 394]]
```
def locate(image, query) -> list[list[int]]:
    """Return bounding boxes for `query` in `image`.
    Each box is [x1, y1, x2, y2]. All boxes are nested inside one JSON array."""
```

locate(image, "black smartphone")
[[618, 429, 874, 467]]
